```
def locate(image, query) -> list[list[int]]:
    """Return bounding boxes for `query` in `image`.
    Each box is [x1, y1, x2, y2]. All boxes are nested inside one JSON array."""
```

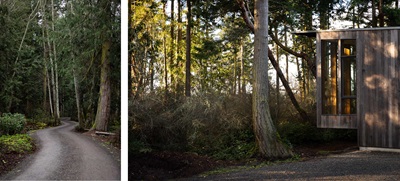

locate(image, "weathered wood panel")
[[319, 31, 357, 40], [316, 33, 322, 128], [320, 115, 357, 129], [357, 31, 366, 146], [358, 29, 400, 148]]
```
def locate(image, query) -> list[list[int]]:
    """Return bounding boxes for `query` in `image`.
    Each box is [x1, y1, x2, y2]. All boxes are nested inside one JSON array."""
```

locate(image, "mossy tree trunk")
[[253, 0, 293, 159], [94, 40, 111, 131]]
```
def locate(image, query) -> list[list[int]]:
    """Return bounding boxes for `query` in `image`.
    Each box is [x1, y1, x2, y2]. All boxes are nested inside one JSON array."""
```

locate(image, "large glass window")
[[341, 40, 357, 114], [322, 40, 338, 114], [321, 39, 356, 115]]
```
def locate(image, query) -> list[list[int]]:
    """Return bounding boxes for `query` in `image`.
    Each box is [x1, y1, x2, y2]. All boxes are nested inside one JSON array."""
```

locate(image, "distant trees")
[[0, 0, 120, 131]]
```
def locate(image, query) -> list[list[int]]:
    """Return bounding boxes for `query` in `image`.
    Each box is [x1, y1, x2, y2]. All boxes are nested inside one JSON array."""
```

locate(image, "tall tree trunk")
[[318, 1, 329, 30], [73, 70, 83, 127], [163, 36, 169, 97], [69, 2, 82, 127], [41, 2, 49, 113], [170, 0, 175, 93], [239, 38, 245, 94], [128, 0, 133, 96], [163, 3, 169, 97], [253, 0, 293, 158], [51, 0, 60, 123], [296, 57, 302, 98], [185, 0, 191, 97], [284, 26, 289, 82], [233, 54, 237, 94], [176, 0, 183, 94], [47, 72, 53, 116], [42, 2, 54, 118], [275, 28, 280, 118], [94, 40, 112, 131], [372, 0, 377, 27], [150, 42, 155, 92], [45, 20, 57, 120], [378, 0, 384, 27]]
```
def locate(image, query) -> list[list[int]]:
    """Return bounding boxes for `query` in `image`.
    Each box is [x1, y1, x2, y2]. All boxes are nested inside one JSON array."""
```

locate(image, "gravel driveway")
[[187, 151, 400, 180], [1, 118, 120, 180]]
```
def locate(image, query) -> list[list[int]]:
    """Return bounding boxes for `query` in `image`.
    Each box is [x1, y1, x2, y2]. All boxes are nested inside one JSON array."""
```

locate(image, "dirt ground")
[[0, 149, 35, 176], [129, 140, 358, 180]]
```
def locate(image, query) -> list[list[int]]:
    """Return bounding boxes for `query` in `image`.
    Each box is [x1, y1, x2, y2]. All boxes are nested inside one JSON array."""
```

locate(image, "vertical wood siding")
[[358, 30, 400, 148]]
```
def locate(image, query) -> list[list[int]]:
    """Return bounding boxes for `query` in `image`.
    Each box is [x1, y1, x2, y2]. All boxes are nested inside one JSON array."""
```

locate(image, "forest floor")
[[129, 140, 358, 180]]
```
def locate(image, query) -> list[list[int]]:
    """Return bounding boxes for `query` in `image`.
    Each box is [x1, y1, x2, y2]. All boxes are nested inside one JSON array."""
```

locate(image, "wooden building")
[[295, 27, 400, 150]]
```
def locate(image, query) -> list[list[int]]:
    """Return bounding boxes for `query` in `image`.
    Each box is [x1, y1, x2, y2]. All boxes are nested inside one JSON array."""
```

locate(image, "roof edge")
[[292, 26, 400, 37]]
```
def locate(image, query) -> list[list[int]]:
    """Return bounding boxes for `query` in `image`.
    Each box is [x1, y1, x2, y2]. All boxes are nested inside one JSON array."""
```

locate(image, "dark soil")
[[129, 151, 224, 180], [129, 140, 358, 180], [0, 143, 36, 177]]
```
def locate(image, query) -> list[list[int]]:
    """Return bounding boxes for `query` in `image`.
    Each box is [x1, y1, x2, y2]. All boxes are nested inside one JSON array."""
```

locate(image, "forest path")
[[0, 118, 120, 180], [185, 151, 400, 180]]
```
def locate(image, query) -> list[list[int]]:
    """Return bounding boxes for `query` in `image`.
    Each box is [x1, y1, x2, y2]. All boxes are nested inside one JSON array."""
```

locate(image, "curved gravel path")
[[0, 118, 120, 180], [187, 151, 400, 180]]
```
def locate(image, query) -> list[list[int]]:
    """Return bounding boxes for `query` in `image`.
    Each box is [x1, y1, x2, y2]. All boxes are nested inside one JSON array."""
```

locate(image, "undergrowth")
[[130, 92, 357, 160], [130, 93, 256, 160], [0, 134, 34, 153]]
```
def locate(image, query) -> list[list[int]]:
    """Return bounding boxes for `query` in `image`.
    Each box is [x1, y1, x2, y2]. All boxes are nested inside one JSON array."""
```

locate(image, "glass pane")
[[322, 41, 338, 114], [342, 98, 356, 114], [342, 57, 357, 96], [342, 40, 356, 56], [341, 39, 356, 114]]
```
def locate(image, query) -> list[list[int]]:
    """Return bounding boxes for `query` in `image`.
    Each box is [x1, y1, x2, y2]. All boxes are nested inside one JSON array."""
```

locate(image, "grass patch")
[[0, 134, 34, 154]]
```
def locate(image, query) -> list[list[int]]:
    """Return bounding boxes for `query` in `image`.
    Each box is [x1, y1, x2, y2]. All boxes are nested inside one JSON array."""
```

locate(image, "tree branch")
[[269, 31, 316, 78], [268, 48, 309, 121]]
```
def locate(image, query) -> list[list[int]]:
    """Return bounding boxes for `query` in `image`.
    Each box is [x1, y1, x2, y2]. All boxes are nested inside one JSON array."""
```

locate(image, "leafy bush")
[[0, 134, 34, 153], [35, 122, 47, 129], [0, 113, 26, 136]]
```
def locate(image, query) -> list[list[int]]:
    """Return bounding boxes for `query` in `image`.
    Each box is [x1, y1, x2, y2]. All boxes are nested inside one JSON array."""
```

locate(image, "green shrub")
[[0, 113, 26, 136], [0, 134, 34, 153], [35, 122, 47, 129]]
